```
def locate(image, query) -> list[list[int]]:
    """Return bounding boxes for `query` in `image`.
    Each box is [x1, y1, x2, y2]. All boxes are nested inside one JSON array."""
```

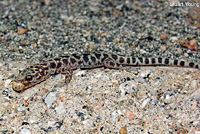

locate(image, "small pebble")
[[119, 81, 137, 96], [110, 111, 118, 124], [17, 106, 27, 112], [117, 97, 128, 102], [91, 78, 98, 84], [44, 0, 50, 5], [18, 27, 27, 35], [55, 102, 66, 114], [191, 80, 197, 89], [32, 43, 37, 48], [75, 70, 86, 76], [111, 79, 118, 84], [20, 128, 32, 134], [44, 91, 57, 108], [126, 109, 136, 120], [184, 53, 189, 57], [163, 92, 176, 104], [4, 79, 12, 88], [179, 39, 188, 47], [141, 98, 150, 109], [160, 33, 169, 40], [114, 38, 120, 43], [139, 70, 151, 78], [20, 41, 27, 46], [190, 88, 200, 101], [188, 39, 198, 51], [119, 126, 127, 134], [160, 45, 166, 51], [195, 130, 200, 134], [170, 36, 178, 42], [140, 49, 148, 55]]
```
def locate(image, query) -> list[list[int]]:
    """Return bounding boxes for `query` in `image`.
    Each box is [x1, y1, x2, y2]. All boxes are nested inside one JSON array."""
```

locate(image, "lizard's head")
[[12, 65, 49, 92]]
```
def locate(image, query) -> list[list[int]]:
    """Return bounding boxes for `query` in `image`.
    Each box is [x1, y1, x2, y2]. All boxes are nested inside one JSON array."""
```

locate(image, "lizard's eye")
[[25, 75, 32, 81]]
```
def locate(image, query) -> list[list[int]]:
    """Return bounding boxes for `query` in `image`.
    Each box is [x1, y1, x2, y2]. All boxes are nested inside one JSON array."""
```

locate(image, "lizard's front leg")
[[60, 68, 73, 84]]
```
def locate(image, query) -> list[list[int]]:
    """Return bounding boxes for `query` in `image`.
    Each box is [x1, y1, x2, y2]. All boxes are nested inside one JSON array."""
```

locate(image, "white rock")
[[110, 111, 118, 124], [3, 102, 9, 106], [170, 36, 178, 42], [141, 98, 150, 108], [139, 70, 151, 78], [4, 79, 12, 88], [117, 97, 128, 102], [20, 128, 32, 134], [55, 102, 66, 114], [17, 106, 26, 112], [75, 70, 86, 76], [190, 88, 200, 101], [44, 91, 57, 108], [194, 130, 200, 134], [140, 49, 148, 55], [119, 81, 137, 96], [164, 92, 175, 104], [191, 80, 197, 88]]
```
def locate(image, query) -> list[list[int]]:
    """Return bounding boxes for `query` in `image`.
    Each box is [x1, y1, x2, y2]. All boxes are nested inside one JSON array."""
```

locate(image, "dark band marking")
[[111, 54, 118, 60], [165, 59, 169, 64], [62, 58, 68, 65], [50, 62, 56, 68], [103, 54, 109, 59], [174, 60, 178, 65], [127, 58, 130, 64], [101, 54, 109, 63], [70, 58, 76, 64], [189, 62, 194, 67], [180, 61, 185, 66], [94, 53, 101, 59], [78, 61, 83, 65], [145, 58, 149, 64], [151, 58, 155, 64], [119, 57, 124, 63], [91, 56, 96, 63], [83, 54, 89, 63], [54, 58, 60, 61], [138, 58, 143, 63], [29, 65, 34, 69], [158, 58, 162, 63], [57, 62, 62, 68], [132, 57, 136, 63], [116, 63, 120, 67], [110, 62, 115, 67], [195, 65, 199, 69], [72, 54, 81, 60]]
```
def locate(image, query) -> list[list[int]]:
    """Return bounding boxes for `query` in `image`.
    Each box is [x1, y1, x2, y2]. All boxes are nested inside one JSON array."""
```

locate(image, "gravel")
[[0, 0, 200, 133]]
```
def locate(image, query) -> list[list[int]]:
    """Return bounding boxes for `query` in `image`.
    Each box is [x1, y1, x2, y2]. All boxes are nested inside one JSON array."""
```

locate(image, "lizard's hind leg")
[[103, 57, 122, 69]]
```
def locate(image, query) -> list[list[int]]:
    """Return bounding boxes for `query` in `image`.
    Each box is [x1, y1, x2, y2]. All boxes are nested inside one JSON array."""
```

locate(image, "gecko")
[[12, 53, 199, 92]]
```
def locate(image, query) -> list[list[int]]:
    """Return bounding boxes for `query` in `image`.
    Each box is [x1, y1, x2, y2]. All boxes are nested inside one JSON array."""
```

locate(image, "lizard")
[[12, 52, 199, 92]]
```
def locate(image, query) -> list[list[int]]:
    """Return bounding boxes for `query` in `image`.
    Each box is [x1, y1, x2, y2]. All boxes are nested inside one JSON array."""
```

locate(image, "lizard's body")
[[12, 53, 199, 92]]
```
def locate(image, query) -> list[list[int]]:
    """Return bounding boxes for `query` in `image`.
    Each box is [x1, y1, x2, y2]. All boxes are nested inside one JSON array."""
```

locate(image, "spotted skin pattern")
[[12, 53, 199, 92]]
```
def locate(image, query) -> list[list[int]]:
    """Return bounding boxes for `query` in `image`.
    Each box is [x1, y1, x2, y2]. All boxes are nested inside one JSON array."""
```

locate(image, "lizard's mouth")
[[12, 81, 25, 92]]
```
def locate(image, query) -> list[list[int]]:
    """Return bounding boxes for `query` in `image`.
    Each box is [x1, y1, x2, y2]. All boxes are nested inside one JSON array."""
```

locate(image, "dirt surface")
[[0, 0, 200, 133]]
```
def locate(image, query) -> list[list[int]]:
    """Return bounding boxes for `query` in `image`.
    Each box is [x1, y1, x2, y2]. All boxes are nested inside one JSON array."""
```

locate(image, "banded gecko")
[[12, 53, 199, 92]]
